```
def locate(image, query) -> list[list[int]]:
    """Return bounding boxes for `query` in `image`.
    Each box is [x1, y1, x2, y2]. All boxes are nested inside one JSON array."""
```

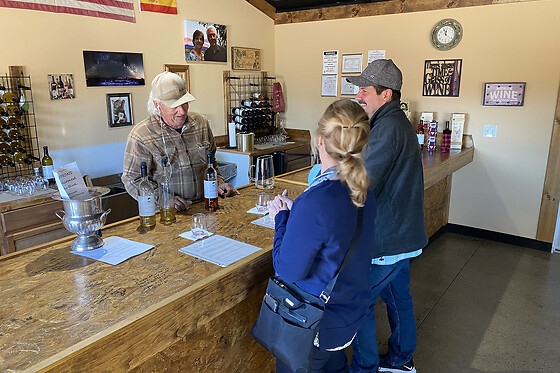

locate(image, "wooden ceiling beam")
[[272, 0, 538, 24], [245, 0, 276, 20]]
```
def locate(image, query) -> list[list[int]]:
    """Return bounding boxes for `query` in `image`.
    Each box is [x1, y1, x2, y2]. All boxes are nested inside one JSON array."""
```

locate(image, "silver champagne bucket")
[[53, 187, 111, 252]]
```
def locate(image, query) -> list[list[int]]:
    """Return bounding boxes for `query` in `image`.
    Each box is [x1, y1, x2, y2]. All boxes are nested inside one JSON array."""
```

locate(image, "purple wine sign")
[[483, 83, 525, 106], [422, 59, 462, 97]]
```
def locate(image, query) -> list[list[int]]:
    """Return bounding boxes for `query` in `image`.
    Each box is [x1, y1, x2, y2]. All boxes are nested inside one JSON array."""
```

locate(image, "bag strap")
[[319, 207, 364, 303]]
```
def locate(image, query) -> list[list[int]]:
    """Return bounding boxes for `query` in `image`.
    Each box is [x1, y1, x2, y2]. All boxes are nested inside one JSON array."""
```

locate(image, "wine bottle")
[[158, 158, 176, 225], [10, 140, 25, 154], [13, 151, 32, 165], [0, 141, 12, 154], [8, 116, 24, 129], [0, 154, 15, 167], [8, 129, 24, 141], [0, 118, 8, 130], [417, 120, 425, 148], [2, 91, 18, 103], [41, 146, 55, 185], [138, 161, 156, 231], [442, 121, 452, 153], [204, 152, 219, 212]]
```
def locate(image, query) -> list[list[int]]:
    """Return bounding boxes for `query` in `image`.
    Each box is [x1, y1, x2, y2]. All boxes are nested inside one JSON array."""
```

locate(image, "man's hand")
[[173, 196, 192, 211], [218, 183, 240, 198]]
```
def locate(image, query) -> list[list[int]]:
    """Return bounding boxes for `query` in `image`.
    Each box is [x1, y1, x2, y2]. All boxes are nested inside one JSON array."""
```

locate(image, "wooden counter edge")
[[423, 148, 474, 190]]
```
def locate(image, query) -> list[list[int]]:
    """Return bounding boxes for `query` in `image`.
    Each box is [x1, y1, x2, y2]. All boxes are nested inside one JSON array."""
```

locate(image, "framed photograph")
[[341, 76, 359, 95], [83, 51, 145, 87], [422, 59, 462, 97], [48, 74, 75, 100], [184, 20, 227, 63], [341, 54, 363, 74], [163, 64, 191, 92], [231, 47, 261, 71], [483, 82, 525, 106], [106, 93, 133, 127]]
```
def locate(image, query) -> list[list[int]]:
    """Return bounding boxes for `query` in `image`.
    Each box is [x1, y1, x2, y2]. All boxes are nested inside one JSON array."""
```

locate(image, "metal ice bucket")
[[53, 187, 112, 252]]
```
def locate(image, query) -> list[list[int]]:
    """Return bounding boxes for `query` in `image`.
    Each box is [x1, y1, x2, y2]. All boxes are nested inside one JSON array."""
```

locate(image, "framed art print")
[[231, 47, 261, 71], [106, 93, 133, 127], [163, 64, 191, 92]]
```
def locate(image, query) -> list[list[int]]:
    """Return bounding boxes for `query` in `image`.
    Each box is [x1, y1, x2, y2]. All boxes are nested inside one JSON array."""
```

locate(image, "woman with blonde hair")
[[267, 99, 377, 372]]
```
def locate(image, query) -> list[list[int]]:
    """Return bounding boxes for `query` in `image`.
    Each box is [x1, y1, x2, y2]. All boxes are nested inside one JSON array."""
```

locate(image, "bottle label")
[[42, 165, 54, 179], [204, 180, 218, 199], [417, 134, 424, 145], [138, 195, 156, 216]]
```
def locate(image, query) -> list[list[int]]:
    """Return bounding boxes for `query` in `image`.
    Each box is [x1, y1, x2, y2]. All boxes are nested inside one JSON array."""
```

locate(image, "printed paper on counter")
[[179, 234, 261, 267], [251, 215, 275, 230], [71, 236, 154, 265]]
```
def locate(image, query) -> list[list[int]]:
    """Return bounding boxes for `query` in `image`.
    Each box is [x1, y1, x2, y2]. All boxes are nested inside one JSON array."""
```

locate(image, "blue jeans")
[[276, 348, 349, 373], [350, 259, 416, 373]]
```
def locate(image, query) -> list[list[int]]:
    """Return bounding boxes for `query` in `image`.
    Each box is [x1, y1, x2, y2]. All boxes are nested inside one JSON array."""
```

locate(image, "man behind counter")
[[122, 72, 238, 211]]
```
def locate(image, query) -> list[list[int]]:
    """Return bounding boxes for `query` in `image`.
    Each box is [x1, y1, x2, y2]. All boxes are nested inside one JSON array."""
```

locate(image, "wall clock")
[[431, 18, 463, 51]]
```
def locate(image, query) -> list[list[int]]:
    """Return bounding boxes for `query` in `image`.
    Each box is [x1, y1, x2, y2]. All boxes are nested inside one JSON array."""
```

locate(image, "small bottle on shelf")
[[416, 120, 425, 149], [204, 151, 219, 212], [137, 161, 156, 232], [441, 121, 451, 153], [41, 146, 55, 186]]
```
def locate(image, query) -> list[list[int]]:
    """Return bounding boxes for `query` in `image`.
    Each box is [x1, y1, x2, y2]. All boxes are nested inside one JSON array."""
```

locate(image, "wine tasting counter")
[[0, 148, 473, 372], [277, 147, 475, 237]]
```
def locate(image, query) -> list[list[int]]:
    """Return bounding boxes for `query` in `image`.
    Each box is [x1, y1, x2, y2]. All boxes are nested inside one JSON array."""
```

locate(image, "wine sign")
[[422, 59, 462, 97], [53, 162, 89, 200], [483, 83, 525, 106]]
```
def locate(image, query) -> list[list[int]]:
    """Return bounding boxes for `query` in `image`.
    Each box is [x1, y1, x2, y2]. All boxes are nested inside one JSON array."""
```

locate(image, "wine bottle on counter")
[[158, 158, 176, 226], [137, 161, 156, 232], [204, 151, 219, 212], [416, 120, 425, 148], [41, 146, 55, 186], [441, 121, 451, 153]]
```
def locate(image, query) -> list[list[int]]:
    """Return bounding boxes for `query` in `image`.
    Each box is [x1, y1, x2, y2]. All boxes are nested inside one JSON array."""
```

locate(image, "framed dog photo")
[[106, 93, 133, 127]]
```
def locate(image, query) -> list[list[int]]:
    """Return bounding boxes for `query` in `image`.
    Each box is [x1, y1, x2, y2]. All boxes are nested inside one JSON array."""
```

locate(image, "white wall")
[[274, 0, 560, 239]]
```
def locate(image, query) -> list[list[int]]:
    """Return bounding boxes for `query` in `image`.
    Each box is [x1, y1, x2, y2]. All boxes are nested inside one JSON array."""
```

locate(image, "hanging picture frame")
[[48, 74, 75, 100], [422, 59, 462, 97], [483, 82, 525, 106], [231, 47, 261, 71], [106, 93, 133, 127], [163, 64, 191, 92]]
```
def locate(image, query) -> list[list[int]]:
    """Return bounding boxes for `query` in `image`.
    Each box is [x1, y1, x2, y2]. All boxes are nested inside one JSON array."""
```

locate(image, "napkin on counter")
[[247, 206, 268, 215], [179, 229, 214, 241]]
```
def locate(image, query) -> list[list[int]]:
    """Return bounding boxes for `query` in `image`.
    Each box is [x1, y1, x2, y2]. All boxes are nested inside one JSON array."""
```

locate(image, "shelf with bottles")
[[223, 71, 276, 143], [0, 74, 41, 181]]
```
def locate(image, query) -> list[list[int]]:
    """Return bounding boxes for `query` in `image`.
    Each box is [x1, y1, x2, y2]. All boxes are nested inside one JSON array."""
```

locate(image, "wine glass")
[[191, 213, 207, 237], [256, 192, 269, 212]]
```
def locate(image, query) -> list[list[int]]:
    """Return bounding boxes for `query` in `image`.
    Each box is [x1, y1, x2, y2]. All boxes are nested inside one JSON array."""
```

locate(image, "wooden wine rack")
[[0, 68, 41, 180], [223, 70, 276, 139]]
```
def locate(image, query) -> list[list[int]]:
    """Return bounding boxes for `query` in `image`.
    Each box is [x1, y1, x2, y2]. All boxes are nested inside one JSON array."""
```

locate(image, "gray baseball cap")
[[346, 59, 403, 90]]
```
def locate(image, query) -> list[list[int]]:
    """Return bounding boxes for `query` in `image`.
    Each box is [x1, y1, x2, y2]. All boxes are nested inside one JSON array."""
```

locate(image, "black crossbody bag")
[[250, 208, 364, 372]]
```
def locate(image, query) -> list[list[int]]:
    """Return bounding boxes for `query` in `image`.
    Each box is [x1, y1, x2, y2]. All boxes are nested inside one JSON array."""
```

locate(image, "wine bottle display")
[[0, 154, 15, 167], [41, 146, 55, 185], [0, 142, 12, 154], [138, 161, 156, 231], [204, 152, 219, 212]]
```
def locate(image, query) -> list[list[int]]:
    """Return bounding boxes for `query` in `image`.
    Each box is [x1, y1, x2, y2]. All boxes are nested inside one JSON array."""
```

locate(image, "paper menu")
[[53, 162, 89, 200], [179, 235, 262, 267], [71, 236, 154, 265]]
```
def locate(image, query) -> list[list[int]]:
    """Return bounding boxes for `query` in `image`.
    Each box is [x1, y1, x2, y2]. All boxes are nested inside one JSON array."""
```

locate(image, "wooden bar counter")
[[0, 148, 473, 372]]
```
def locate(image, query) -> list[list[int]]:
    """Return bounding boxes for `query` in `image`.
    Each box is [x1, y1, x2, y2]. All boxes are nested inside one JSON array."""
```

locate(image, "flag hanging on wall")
[[0, 0, 136, 22], [139, 0, 177, 14]]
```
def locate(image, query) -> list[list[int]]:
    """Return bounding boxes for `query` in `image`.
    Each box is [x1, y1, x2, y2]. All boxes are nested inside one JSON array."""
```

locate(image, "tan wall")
[[0, 0, 274, 151], [275, 0, 560, 239]]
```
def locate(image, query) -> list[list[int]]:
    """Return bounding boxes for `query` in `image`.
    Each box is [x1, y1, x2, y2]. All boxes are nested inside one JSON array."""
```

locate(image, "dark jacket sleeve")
[[364, 120, 397, 192], [272, 196, 326, 283]]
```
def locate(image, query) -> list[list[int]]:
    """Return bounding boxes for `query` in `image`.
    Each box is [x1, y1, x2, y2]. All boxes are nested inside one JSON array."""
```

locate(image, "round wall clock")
[[431, 18, 463, 51]]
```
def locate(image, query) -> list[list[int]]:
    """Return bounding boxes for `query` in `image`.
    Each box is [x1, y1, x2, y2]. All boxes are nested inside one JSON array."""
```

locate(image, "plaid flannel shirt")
[[122, 112, 224, 201]]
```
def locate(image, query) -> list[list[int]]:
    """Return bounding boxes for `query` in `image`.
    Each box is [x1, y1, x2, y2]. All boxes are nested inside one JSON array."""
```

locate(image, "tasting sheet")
[[179, 234, 262, 267], [71, 236, 154, 265], [251, 215, 275, 229]]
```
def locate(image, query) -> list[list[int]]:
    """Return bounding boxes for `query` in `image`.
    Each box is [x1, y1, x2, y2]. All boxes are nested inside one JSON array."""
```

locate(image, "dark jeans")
[[276, 348, 349, 373], [350, 259, 416, 373]]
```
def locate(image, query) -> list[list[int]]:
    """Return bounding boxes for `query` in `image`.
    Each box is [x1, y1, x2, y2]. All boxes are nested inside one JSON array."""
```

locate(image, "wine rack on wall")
[[223, 71, 276, 139], [0, 73, 41, 180]]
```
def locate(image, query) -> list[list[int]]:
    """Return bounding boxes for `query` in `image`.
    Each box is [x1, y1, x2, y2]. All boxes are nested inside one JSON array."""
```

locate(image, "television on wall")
[[83, 51, 145, 87]]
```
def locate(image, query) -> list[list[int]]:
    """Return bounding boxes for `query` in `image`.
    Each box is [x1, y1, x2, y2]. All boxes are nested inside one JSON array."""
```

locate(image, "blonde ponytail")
[[314, 100, 370, 207]]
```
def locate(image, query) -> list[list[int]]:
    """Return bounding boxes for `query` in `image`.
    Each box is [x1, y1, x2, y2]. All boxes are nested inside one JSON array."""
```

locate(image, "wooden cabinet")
[[0, 199, 70, 255]]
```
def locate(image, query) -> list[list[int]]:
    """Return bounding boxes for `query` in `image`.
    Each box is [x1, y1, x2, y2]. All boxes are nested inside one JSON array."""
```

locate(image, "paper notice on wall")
[[53, 162, 89, 200], [323, 50, 338, 74], [321, 75, 338, 97], [451, 113, 466, 149], [367, 50, 386, 64]]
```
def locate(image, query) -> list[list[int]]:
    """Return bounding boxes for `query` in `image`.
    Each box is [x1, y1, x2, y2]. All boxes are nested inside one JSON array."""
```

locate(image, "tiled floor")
[[373, 232, 560, 373]]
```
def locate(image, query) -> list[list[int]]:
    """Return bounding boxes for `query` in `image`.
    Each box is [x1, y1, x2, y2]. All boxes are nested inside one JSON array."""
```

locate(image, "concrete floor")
[[373, 232, 560, 373]]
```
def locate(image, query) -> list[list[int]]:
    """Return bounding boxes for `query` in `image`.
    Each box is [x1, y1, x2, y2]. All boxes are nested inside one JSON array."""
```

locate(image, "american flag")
[[0, 0, 136, 23]]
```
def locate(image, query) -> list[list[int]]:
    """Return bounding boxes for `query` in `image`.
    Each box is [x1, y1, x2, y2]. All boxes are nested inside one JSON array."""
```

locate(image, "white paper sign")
[[179, 234, 261, 267], [53, 162, 89, 200], [71, 236, 154, 265], [322, 75, 338, 97], [323, 50, 338, 74], [341, 77, 359, 95], [451, 113, 465, 149], [367, 50, 386, 64], [342, 54, 363, 73]]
